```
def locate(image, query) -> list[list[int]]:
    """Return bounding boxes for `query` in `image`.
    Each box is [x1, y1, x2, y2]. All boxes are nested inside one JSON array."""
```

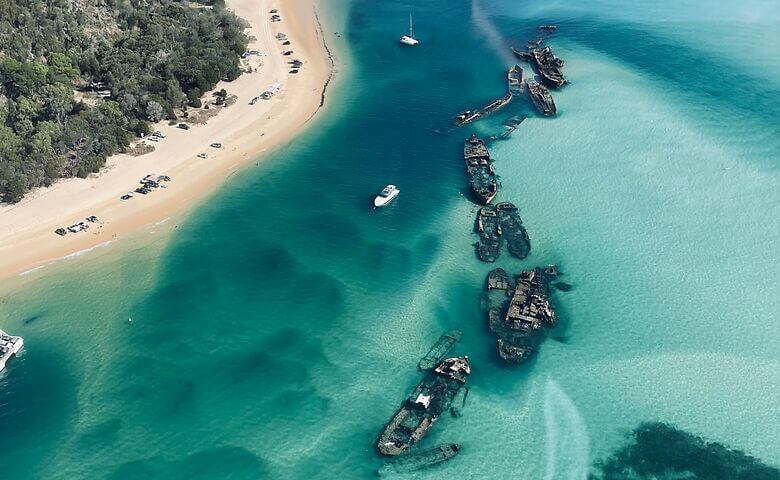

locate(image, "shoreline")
[[0, 0, 336, 281], [314, 6, 337, 109]]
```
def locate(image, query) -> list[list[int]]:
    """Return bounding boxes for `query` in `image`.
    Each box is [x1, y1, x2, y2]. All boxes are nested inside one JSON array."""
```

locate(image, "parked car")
[[177, 123, 190, 130], [210, 143, 222, 148], [55, 228, 67, 236]]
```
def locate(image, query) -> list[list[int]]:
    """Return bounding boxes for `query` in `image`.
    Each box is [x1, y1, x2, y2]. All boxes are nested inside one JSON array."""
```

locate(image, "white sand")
[[0, 0, 332, 279]]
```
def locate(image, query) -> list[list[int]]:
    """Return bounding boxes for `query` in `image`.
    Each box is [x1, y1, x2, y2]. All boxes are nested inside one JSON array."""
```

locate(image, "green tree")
[[0, 0, 248, 201], [186, 89, 202, 108], [47, 53, 79, 80], [0, 125, 24, 201], [165, 79, 185, 109], [7, 96, 39, 137], [0, 58, 48, 98], [146, 100, 163, 122], [29, 124, 64, 184], [39, 83, 73, 123]]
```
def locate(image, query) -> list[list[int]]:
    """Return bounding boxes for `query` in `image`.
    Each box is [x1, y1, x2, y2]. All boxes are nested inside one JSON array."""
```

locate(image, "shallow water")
[[1, 0, 778, 478]]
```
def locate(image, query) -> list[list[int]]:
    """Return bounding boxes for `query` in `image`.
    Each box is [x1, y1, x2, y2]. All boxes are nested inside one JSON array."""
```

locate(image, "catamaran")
[[400, 14, 419, 46]]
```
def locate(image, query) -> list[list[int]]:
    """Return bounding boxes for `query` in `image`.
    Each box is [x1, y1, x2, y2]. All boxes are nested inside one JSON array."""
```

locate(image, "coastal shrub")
[[187, 90, 203, 108], [146, 101, 164, 123], [0, 0, 248, 202]]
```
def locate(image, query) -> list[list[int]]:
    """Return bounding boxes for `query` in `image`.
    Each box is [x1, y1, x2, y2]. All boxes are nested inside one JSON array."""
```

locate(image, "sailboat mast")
[[409, 14, 414, 38]]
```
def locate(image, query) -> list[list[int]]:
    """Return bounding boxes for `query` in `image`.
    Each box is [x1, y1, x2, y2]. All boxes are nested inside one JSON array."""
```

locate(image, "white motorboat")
[[0, 329, 24, 373], [374, 185, 400, 207]]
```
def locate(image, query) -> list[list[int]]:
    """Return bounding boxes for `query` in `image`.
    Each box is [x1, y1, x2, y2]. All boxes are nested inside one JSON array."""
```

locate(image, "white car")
[[196, 153, 209, 159]]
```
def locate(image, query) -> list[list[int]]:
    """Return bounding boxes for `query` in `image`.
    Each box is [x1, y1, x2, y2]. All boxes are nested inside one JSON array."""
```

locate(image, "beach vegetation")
[[0, 0, 247, 202]]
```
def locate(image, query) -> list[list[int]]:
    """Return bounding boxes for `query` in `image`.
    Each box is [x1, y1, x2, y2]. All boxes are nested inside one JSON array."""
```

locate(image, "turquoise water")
[[1, 0, 779, 478]]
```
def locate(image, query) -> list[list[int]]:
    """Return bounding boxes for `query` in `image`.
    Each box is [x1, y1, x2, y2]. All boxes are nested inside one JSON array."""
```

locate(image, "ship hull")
[[485, 267, 558, 364], [539, 73, 566, 89], [511, 47, 533, 62], [527, 82, 557, 116], [532, 47, 566, 89], [378, 444, 461, 476], [377, 358, 470, 456], [507, 65, 524, 95], [476, 207, 502, 262], [531, 97, 556, 116], [419, 330, 462, 371]]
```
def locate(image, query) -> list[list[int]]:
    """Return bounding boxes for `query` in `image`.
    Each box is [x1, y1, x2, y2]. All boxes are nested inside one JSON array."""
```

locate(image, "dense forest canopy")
[[0, 0, 247, 202]]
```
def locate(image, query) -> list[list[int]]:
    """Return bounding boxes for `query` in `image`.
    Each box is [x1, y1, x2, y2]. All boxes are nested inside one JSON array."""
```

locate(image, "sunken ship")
[[377, 356, 471, 456], [532, 46, 566, 88], [463, 134, 497, 204], [511, 46, 533, 62], [507, 64, 524, 95], [485, 267, 558, 363], [512, 44, 566, 88], [454, 93, 512, 127], [475, 206, 502, 262], [475, 203, 530, 262], [527, 81, 556, 116], [377, 444, 461, 476], [419, 330, 462, 371], [496, 202, 530, 260]]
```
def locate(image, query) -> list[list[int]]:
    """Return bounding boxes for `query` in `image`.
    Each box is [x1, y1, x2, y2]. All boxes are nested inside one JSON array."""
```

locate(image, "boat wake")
[[470, 0, 514, 65], [543, 379, 590, 480]]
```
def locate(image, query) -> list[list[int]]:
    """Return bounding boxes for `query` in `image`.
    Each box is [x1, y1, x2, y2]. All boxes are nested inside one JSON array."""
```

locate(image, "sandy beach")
[[0, 0, 332, 279]]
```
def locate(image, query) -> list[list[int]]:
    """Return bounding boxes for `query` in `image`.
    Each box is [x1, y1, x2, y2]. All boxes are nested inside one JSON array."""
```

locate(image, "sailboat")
[[400, 14, 419, 46]]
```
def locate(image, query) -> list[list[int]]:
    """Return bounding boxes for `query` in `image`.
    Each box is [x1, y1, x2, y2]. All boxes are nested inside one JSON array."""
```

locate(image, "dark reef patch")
[[107, 446, 268, 480], [590, 422, 780, 480], [76, 418, 122, 449], [295, 271, 347, 320], [362, 241, 414, 282], [412, 233, 443, 272], [22, 313, 45, 325]]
